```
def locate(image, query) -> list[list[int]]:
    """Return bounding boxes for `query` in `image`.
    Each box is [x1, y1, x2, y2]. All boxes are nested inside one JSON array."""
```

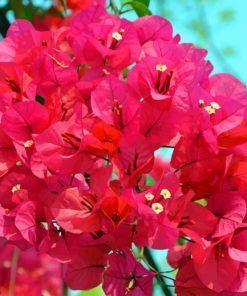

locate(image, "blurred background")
[[0, 0, 246, 295]]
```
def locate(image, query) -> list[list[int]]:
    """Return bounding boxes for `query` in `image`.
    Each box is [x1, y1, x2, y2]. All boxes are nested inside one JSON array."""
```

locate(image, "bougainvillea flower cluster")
[[1, 3, 247, 295]]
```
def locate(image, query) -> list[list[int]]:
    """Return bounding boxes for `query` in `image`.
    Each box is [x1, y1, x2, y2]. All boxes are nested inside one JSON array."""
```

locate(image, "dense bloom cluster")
[[0, 3, 247, 295]]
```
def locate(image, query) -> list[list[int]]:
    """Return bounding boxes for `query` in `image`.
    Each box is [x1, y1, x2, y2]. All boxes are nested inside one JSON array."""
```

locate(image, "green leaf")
[[122, 67, 129, 79], [120, 0, 130, 5], [8, 0, 33, 21], [36, 94, 45, 105], [130, 1, 152, 16], [80, 285, 105, 296], [134, 0, 150, 6], [145, 174, 155, 186], [194, 198, 208, 207], [121, 0, 151, 16], [177, 236, 188, 246]]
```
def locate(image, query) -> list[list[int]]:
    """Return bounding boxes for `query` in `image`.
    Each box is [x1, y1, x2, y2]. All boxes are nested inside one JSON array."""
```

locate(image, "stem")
[[159, 275, 175, 281], [109, 0, 120, 16], [160, 268, 178, 274], [120, 9, 133, 15], [63, 281, 68, 295], [161, 146, 174, 149], [9, 247, 20, 296], [144, 248, 173, 296]]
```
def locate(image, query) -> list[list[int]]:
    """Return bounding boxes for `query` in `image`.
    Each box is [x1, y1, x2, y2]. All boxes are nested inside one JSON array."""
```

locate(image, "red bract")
[[175, 260, 247, 296], [134, 15, 174, 46], [35, 119, 95, 174], [103, 249, 155, 296], [0, 63, 35, 108], [192, 237, 240, 292], [207, 192, 246, 237], [32, 49, 78, 97], [64, 246, 107, 290], [0, 20, 50, 63], [0, 127, 18, 177], [51, 187, 102, 233], [91, 75, 140, 130], [0, 1, 247, 295], [69, 7, 141, 71], [2, 102, 50, 165]]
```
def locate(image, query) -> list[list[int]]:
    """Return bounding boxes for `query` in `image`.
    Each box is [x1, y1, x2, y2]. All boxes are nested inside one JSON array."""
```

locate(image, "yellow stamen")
[[24, 139, 34, 148], [145, 192, 155, 201], [47, 54, 69, 68], [152, 202, 164, 214], [156, 64, 167, 72], [160, 188, 171, 199], [204, 101, 221, 115], [11, 184, 21, 193], [112, 32, 123, 41], [127, 278, 135, 290], [204, 105, 216, 115], [210, 101, 221, 109], [198, 99, 205, 107]]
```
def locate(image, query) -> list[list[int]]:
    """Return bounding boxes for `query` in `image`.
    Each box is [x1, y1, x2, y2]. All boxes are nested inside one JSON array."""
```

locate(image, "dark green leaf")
[[130, 1, 152, 17], [121, 0, 151, 16], [0, 10, 10, 37], [122, 0, 150, 6], [145, 174, 155, 186], [36, 94, 45, 105], [177, 237, 188, 245], [134, 0, 150, 6]]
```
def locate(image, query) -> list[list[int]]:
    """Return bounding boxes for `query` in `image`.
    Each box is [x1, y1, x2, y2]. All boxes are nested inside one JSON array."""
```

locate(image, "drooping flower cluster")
[[0, 3, 247, 295]]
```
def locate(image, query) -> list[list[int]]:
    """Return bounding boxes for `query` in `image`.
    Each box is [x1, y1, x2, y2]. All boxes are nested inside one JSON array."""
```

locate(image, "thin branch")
[[144, 248, 173, 296], [63, 281, 69, 295], [120, 9, 133, 15], [161, 146, 175, 149], [109, 0, 120, 16]]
